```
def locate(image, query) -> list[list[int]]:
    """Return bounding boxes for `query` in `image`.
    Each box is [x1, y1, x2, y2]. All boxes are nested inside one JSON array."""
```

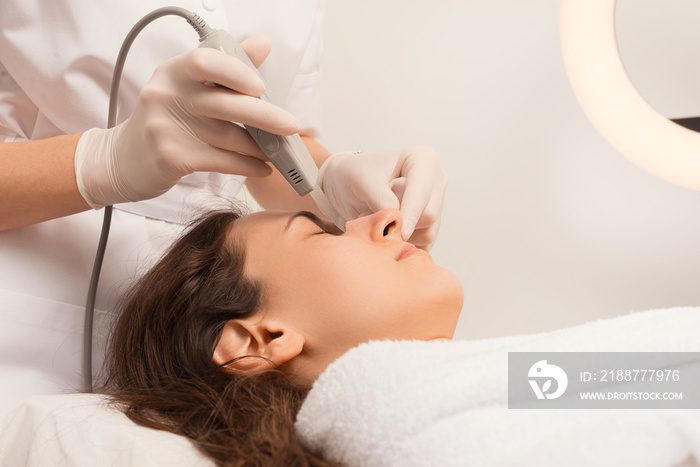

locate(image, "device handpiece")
[[198, 29, 345, 231]]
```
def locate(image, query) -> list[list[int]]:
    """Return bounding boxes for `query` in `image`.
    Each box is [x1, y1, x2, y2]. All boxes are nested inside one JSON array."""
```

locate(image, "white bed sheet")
[[0, 393, 212, 466]]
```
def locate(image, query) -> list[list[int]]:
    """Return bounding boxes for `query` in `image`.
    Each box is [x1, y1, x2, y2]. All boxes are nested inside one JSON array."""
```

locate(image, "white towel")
[[295, 307, 700, 467]]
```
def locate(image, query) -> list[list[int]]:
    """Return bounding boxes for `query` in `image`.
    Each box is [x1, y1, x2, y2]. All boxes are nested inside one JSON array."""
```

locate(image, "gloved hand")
[[318, 146, 448, 250], [74, 35, 300, 208]]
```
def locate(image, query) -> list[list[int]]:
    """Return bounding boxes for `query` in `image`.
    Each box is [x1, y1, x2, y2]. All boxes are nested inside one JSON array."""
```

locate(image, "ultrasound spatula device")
[[198, 29, 345, 230]]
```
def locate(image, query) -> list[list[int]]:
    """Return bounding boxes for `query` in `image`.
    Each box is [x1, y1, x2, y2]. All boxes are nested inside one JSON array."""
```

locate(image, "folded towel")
[[295, 307, 700, 467]]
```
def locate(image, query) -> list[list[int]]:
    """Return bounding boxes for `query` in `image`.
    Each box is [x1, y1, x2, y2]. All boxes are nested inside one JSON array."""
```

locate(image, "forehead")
[[231, 210, 291, 235], [226, 210, 294, 253], [225, 211, 289, 274]]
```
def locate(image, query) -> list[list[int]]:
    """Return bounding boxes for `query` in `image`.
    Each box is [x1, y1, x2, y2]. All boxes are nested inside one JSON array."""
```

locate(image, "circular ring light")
[[561, 0, 700, 191]]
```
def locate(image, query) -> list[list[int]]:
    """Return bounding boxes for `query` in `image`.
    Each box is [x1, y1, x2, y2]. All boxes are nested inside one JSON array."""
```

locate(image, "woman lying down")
[[2, 207, 700, 467], [103, 206, 463, 466]]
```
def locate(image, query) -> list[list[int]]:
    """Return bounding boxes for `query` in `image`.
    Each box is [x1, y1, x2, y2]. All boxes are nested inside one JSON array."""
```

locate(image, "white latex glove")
[[74, 35, 300, 208], [318, 146, 448, 250]]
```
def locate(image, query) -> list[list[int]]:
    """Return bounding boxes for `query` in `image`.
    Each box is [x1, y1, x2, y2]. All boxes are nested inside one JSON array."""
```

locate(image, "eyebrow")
[[283, 211, 341, 235]]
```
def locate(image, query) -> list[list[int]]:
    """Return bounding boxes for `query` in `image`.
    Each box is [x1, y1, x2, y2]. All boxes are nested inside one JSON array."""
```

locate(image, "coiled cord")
[[83, 7, 212, 391]]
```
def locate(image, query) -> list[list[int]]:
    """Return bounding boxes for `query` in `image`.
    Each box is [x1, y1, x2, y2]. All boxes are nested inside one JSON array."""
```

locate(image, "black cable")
[[83, 7, 212, 392]]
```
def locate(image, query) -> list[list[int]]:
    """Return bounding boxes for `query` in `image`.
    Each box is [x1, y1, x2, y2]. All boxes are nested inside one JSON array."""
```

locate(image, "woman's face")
[[227, 208, 464, 382]]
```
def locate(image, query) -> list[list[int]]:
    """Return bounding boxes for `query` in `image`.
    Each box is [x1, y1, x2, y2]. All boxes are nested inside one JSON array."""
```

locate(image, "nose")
[[345, 208, 403, 242]]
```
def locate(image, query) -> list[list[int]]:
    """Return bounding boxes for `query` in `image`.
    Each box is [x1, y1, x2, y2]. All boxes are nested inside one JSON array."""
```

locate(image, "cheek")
[[308, 254, 463, 342], [268, 239, 461, 343], [302, 244, 383, 305], [285, 242, 397, 331], [263, 241, 372, 309], [296, 245, 431, 336]]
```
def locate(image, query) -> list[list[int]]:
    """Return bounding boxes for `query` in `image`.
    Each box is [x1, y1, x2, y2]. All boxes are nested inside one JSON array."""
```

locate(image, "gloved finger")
[[189, 88, 302, 135], [192, 119, 266, 160], [397, 156, 436, 240], [240, 35, 273, 69], [393, 175, 441, 247], [409, 184, 446, 250], [412, 166, 448, 229], [389, 177, 406, 200], [183, 144, 273, 178], [176, 48, 265, 97], [411, 191, 443, 232], [405, 217, 442, 251], [363, 185, 401, 214]]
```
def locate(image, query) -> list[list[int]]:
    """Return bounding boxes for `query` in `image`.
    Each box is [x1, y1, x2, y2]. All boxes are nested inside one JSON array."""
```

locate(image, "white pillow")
[[0, 393, 213, 466]]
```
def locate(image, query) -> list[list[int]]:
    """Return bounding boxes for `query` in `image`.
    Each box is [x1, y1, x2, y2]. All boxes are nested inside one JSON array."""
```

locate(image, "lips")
[[396, 243, 418, 261]]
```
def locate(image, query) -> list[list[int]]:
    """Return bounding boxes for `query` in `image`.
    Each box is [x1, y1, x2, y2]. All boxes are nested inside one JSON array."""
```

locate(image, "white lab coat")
[[0, 0, 325, 421]]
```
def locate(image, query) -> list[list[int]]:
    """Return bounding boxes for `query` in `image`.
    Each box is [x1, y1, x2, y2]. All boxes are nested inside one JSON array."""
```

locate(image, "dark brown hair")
[[102, 207, 332, 466]]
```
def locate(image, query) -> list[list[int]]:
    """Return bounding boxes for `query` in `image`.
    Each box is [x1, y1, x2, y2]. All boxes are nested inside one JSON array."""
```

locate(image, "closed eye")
[[286, 211, 343, 236], [314, 226, 341, 236], [312, 221, 343, 236]]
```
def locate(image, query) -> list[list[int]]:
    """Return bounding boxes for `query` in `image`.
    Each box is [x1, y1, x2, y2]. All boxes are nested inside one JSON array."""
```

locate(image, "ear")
[[212, 319, 304, 372]]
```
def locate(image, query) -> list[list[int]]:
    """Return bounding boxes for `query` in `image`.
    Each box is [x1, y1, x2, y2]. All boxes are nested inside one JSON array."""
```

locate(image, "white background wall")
[[317, 0, 700, 340]]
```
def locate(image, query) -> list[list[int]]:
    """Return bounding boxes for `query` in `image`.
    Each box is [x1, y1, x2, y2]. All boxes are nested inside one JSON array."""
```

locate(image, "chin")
[[438, 266, 464, 309], [424, 267, 464, 338], [443, 269, 464, 330]]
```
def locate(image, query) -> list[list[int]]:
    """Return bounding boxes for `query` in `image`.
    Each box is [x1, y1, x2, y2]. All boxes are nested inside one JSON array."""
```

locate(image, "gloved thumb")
[[240, 35, 273, 69]]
